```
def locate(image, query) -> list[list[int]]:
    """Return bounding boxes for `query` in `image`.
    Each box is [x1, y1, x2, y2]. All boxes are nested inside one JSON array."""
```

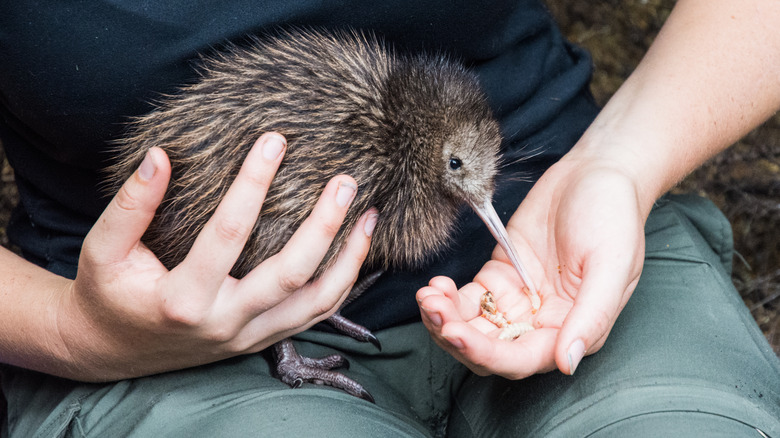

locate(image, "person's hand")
[[417, 150, 646, 378], [56, 132, 376, 381], [421, 0, 780, 380]]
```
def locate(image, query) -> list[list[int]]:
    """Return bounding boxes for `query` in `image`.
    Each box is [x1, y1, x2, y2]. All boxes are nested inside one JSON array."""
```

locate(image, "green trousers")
[[2, 194, 779, 437]]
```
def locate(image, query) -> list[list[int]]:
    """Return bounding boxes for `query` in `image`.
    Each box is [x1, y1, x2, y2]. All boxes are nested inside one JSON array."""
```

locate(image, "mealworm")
[[480, 291, 534, 340]]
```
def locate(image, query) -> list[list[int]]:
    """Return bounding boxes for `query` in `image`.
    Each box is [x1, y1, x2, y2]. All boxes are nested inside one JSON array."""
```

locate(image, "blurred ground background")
[[1, 0, 778, 355]]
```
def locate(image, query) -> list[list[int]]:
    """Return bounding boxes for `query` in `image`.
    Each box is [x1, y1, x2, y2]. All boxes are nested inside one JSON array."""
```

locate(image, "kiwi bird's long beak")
[[470, 199, 541, 312]]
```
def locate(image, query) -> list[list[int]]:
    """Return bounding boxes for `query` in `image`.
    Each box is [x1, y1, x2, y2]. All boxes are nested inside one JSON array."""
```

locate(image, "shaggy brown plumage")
[[106, 29, 513, 401], [107, 29, 502, 279]]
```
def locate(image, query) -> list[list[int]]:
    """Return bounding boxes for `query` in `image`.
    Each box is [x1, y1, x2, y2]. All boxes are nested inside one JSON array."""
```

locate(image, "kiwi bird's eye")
[[449, 157, 462, 171]]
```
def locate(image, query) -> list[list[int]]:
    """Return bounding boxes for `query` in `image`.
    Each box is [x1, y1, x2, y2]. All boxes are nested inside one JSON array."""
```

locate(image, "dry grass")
[[546, 0, 780, 356]]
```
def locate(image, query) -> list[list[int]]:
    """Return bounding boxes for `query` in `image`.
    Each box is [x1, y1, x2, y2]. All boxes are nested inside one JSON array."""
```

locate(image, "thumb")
[[554, 256, 640, 375], [85, 147, 171, 263]]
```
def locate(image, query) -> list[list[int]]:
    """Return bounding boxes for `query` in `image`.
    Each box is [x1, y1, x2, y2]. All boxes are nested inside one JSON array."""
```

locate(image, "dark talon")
[[324, 269, 384, 350], [326, 313, 381, 350], [367, 333, 382, 351], [359, 389, 375, 404]]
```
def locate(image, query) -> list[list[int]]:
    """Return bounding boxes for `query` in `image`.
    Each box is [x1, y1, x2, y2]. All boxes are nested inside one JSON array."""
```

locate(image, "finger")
[[420, 276, 470, 318], [426, 276, 458, 295], [418, 282, 496, 338], [85, 147, 171, 264], [418, 276, 480, 325], [419, 277, 507, 343], [418, 282, 494, 347], [422, 276, 488, 321], [554, 258, 638, 375], [420, 287, 557, 378], [441, 321, 559, 378], [183, 133, 285, 285], [417, 282, 470, 353], [242, 208, 377, 330], [304, 208, 378, 306], [417, 284, 449, 333], [247, 174, 357, 298]]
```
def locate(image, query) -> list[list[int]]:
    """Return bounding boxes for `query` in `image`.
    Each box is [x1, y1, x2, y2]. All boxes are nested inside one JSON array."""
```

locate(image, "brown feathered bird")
[[108, 29, 538, 402]]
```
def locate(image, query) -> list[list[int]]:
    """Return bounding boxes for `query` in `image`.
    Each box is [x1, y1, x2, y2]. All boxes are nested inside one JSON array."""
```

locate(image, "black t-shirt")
[[0, 0, 598, 330]]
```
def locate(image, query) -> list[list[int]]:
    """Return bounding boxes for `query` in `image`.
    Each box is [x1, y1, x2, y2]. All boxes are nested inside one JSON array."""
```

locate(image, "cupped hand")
[[58, 133, 376, 381], [417, 151, 647, 379]]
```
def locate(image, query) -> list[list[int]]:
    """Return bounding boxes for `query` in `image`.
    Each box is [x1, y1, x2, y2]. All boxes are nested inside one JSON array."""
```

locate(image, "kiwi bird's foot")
[[273, 338, 374, 403], [324, 269, 385, 349], [270, 270, 383, 402], [326, 313, 381, 350]]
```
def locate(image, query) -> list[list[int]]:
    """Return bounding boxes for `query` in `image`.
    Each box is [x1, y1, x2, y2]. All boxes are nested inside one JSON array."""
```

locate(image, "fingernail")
[[421, 306, 442, 326], [336, 182, 356, 207], [138, 149, 156, 181], [262, 134, 286, 160], [443, 335, 464, 350], [567, 339, 586, 375], [364, 212, 378, 237]]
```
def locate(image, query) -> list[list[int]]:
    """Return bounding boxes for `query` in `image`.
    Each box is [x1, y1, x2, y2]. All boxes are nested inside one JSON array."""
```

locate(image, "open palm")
[[417, 151, 646, 378]]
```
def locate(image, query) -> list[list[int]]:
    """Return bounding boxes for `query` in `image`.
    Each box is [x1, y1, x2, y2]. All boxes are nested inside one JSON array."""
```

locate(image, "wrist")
[[0, 248, 78, 376], [55, 276, 140, 382], [53, 279, 106, 380], [561, 131, 664, 220]]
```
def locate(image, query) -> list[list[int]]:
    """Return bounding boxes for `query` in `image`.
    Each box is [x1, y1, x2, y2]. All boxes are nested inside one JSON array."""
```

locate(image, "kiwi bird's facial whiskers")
[[469, 198, 541, 312]]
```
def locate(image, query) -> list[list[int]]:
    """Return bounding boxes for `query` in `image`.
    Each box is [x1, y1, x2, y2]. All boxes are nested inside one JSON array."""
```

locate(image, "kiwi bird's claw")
[[326, 313, 382, 350], [367, 333, 382, 351], [324, 269, 384, 350], [273, 339, 374, 402], [359, 389, 376, 404]]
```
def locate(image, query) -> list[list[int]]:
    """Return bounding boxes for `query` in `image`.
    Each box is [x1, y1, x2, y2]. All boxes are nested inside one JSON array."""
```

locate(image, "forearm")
[[570, 0, 780, 215], [0, 246, 74, 376]]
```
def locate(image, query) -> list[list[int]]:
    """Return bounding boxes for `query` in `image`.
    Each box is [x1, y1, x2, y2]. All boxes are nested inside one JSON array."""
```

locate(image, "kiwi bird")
[[108, 28, 539, 402]]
